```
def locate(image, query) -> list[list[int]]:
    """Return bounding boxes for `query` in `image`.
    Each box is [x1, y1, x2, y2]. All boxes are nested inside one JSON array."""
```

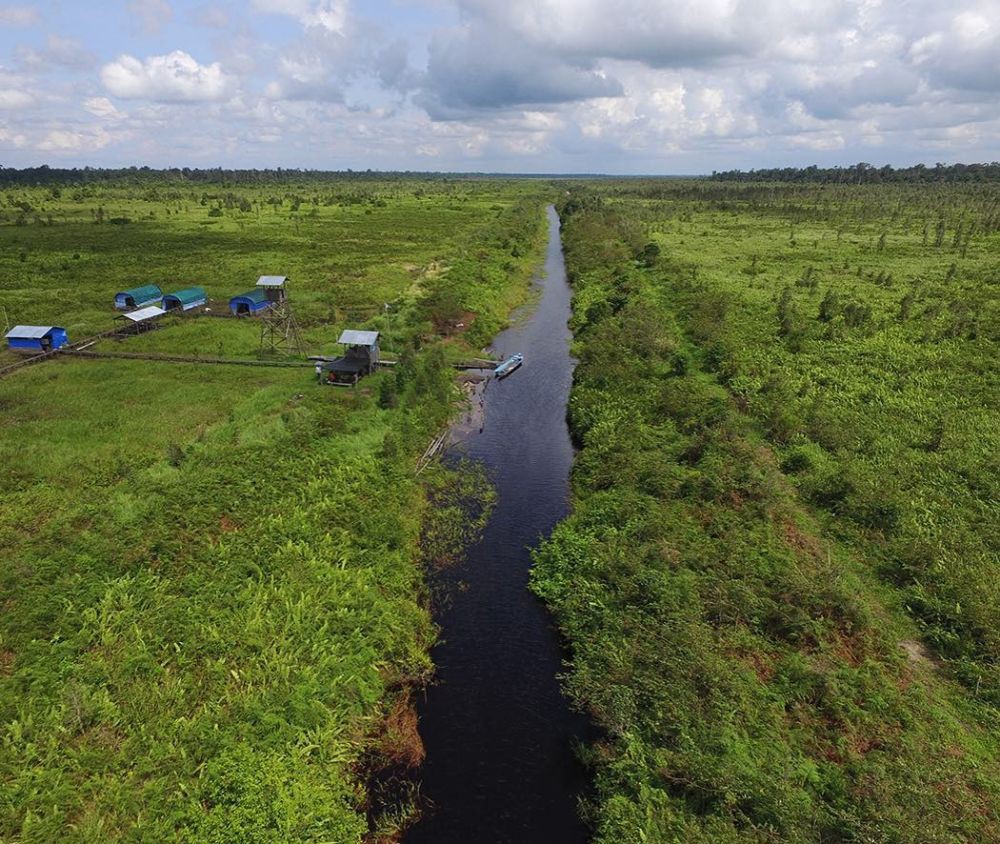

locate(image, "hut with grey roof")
[[256, 275, 288, 304], [116, 305, 167, 335], [5, 325, 69, 353], [320, 329, 381, 386]]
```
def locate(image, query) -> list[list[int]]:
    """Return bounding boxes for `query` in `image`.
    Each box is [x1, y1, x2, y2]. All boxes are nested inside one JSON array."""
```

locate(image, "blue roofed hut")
[[229, 288, 271, 315], [114, 284, 162, 310], [5, 325, 69, 353], [163, 287, 207, 312]]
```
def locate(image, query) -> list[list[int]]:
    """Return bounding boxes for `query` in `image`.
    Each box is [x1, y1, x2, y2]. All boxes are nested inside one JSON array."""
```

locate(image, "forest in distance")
[[0, 170, 998, 842], [1, 160, 999, 187]]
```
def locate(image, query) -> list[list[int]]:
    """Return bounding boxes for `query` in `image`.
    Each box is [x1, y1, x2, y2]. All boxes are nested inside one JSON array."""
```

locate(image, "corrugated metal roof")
[[120, 306, 166, 322], [5, 325, 61, 339], [231, 289, 268, 304], [256, 275, 287, 287], [165, 287, 206, 304], [117, 284, 162, 300], [339, 329, 380, 346]]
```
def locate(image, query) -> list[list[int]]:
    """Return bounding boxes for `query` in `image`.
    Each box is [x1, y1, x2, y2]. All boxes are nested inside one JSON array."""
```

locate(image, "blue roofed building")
[[229, 288, 272, 315], [114, 284, 162, 310], [163, 287, 207, 311], [5, 325, 69, 353]]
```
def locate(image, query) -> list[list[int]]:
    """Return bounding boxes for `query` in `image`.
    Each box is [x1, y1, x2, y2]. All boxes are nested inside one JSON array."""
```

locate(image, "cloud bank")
[[0, 0, 997, 170]]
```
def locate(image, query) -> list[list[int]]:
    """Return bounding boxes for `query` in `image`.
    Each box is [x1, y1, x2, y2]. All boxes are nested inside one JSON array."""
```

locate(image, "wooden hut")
[[256, 275, 287, 304], [321, 330, 381, 386]]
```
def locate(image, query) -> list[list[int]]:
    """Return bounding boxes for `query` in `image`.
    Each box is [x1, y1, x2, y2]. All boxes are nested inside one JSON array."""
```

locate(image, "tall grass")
[[0, 179, 551, 841]]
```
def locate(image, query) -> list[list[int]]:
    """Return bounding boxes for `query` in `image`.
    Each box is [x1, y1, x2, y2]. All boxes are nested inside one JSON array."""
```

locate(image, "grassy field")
[[622, 181, 1000, 697], [0, 176, 550, 841], [0, 178, 530, 364], [6, 172, 998, 841], [533, 182, 1000, 841]]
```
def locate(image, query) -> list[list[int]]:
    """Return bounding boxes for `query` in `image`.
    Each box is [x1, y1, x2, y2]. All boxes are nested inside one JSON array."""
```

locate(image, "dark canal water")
[[406, 206, 592, 843]]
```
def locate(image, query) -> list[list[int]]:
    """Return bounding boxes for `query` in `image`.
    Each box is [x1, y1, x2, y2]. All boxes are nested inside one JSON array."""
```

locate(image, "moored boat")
[[494, 353, 524, 378]]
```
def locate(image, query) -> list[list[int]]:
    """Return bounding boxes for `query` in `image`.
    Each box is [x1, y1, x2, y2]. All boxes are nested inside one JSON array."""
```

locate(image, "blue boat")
[[494, 353, 523, 379]]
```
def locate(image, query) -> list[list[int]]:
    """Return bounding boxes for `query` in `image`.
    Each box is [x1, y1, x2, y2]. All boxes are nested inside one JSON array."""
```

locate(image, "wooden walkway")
[[61, 349, 312, 368], [2, 311, 500, 380], [0, 327, 120, 380], [0, 315, 312, 380], [453, 359, 500, 370]]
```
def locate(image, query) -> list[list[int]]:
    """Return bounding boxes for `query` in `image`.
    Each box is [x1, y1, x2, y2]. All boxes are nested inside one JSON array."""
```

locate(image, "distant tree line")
[[710, 162, 1000, 183], [0, 165, 572, 187], [0, 165, 477, 187]]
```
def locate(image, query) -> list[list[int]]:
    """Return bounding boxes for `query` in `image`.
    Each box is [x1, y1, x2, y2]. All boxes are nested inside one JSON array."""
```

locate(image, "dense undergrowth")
[[0, 179, 548, 841], [533, 190, 1000, 841], [608, 179, 1000, 701]]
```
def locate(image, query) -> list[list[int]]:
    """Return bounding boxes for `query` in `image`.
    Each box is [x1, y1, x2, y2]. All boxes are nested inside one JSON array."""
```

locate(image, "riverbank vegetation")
[[0, 176, 549, 841], [534, 181, 999, 841]]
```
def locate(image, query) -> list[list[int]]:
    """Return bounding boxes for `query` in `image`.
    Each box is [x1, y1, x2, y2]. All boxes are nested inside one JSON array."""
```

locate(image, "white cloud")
[[257, 2, 368, 104], [0, 5, 38, 26], [37, 127, 113, 153], [16, 35, 96, 72], [451, 0, 847, 68], [128, 0, 173, 34], [0, 127, 28, 147], [0, 88, 33, 109], [908, 9, 1000, 92], [403, 0, 1000, 170], [192, 4, 229, 27], [252, 0, 348, 33], [101, 51, 235, 102], [2, 0, 1000, 170], [84, 96, 125, 119], [305, 0, 347, 33]]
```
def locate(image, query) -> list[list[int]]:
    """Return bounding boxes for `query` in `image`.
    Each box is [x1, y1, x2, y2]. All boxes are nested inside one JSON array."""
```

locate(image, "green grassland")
[[6, 172, 999, 842], [0, 178, 534, 364], [624, 181, 1000, 697], [533, 183, 1000, 841], [0, 177, 549, 841]]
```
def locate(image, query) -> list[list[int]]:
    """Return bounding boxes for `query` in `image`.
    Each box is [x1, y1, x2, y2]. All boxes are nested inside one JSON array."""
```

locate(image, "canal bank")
[[407, 205, 592, 843]]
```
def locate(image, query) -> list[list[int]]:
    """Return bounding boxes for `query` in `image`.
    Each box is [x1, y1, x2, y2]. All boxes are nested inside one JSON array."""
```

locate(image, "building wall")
[[116, 294, 161, 310], [8, 337, 43, 351], [229, 298, 271, 314], [165, 296, 206, 311]]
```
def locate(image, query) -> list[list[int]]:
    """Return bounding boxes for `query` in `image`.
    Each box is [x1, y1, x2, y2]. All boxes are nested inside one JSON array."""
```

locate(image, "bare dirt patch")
[[901, 638, 940, 669]]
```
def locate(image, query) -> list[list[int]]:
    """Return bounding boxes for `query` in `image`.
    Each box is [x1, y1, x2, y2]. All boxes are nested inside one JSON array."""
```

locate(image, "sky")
[[0, 0, 998, 173]]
